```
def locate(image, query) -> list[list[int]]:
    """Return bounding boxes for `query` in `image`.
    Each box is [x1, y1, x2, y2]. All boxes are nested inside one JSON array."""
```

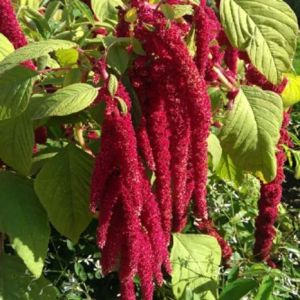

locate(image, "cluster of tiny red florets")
[[90, 2, 235, 298], [239, 53, 291, 267]]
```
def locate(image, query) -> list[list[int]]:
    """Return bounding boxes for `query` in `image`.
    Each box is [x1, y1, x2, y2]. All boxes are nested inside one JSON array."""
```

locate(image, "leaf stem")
[[39, 67, 72, 74], [212, 65, 237, 91], [74, 123, 94, 157]]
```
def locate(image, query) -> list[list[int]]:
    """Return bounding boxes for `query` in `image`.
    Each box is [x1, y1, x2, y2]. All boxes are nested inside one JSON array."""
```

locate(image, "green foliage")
[[216, 152, 244, 188], [0, 34, 14, 61], [219, 86, 283, 182], [281, 73, 300, 107], [220, 0, 298, 84], [0, 1, 298, 299], [0, 66, 37, 121], [208, 133, 222, 170], [0, 173, 50, 278], [0, 40, 76, 75], [31, 83, 98, 119], [0, 111, 34, 175], [34, 144, 93, 243], [219, 279, 258, 300], [91, 0, 123, 23], [171, 234, 221, 299], [0, 254, 57, 300]]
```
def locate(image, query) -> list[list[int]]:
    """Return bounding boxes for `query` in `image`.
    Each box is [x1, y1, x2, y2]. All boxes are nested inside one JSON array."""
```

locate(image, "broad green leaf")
[[0, 254, 57, 300], [220, 0, 298, 85], [56, 48, 79, 67], [219, 86, 283, 182], [0, 173, 50, 278], [161, 4, 175, 20], [91, 0, 123, 23], [34, 144, 94, 242], [293, 37, 300, 73], [254, 276, 274, 300], [216, 152, 244, 188], [0, 39, 76, 75], [171, 233, 221, 300], [208, 133, 222, 170], [0, 33, 14, 62], [63, 68, 82, 86], [0, 66, 37, 121], [281, 73, 300, 107], [0, 111, 34, 175], [107, 45, 130, 75], [31, 83, 98, 119], [219, 278, 258, 300]]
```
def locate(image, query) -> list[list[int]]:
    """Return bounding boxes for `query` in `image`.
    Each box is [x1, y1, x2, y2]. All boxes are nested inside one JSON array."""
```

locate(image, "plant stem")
[[212, 65, 237, 91], [39, 67, 72, 74], [74, 123, 94, 157]]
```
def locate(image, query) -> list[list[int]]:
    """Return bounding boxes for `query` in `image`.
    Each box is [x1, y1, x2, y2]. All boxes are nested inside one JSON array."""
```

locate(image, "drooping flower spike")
[[90, 75, 169, 299]]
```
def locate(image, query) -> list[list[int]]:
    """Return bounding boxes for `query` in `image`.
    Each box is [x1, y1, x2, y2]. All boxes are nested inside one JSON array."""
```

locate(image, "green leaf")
[[173, 5, 193, 19], [91, 0, 123, 23], [24, 7, 52, 39], [108, 74, 119, 98], [0, 33, 14, 62], [0, 39, 76, 75], [292, 150, 300, 179], [161, 4, 175, 20], [293, 37, 300, 73], [116, 96, 128, 114], [125, 7, 138, 23], [131, 38, 146, 55], [56, 48, 79, 67], [216, 152, 244, 188], [219, 86, 283, 182], [171, 233, 221, 300], [0, 66, 37, 121], [281, 73, 300, 107], [220, 0, 298, 85], [208, 133, 222, 170], [0, 254, 57, 299], [44, 0, 60, 20], [254, 276, 275, 300], [31, 83, 98, 119], [107, 45, 130, 75], [219, 278, 258, 300], [0, 173, 50, 278], [71, 0, 95, 24], [34, 144, 94, 242], [0, 111, 34, 175]]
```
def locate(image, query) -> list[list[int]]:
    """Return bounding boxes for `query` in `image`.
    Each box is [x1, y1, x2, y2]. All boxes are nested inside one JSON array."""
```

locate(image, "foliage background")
[[0, 0, 299, 299]]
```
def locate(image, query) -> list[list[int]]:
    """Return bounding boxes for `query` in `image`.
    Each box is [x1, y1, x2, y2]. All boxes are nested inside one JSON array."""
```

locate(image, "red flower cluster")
[[0, 0, 35, 69], [90, 81, 169, 300], [130, 3, 231, 257], [254, 112, 291, 266], [91, 3, 233, 297], [243, 56, 291, 265]]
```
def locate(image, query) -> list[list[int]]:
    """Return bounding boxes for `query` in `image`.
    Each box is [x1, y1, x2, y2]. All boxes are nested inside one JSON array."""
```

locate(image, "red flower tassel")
[[254, 113, 291, 265]]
